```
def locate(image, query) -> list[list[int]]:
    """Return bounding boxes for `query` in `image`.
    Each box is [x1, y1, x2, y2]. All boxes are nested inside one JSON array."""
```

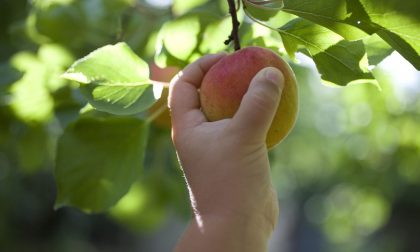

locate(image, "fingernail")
[[265, 67, 284, 90]]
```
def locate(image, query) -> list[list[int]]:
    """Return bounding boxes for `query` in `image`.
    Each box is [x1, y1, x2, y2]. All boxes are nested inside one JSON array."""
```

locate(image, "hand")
[[169, 53, 284, 252]]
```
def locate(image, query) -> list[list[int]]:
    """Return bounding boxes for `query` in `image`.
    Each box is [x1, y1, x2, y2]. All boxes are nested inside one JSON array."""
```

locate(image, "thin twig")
[[225, 0, 241, 51]]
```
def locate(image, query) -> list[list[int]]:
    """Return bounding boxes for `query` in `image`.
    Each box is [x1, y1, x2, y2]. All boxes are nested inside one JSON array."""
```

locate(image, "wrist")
[[194, 186, 280, 236], [176, 213, 274, 252], [199, 206, 278, 237], [199, 211, 275, 240]]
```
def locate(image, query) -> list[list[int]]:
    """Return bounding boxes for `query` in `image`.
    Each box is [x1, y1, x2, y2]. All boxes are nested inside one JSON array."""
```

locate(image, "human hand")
[[170, 53, 284, 252]]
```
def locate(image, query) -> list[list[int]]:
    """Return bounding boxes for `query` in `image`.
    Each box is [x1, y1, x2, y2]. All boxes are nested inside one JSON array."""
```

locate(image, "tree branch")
[[225, 0, 241, 51]]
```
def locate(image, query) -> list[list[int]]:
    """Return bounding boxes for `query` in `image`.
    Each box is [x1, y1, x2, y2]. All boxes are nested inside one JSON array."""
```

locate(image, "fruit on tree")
[[148, 63, 180, 129], [200, 46, 298, 149]]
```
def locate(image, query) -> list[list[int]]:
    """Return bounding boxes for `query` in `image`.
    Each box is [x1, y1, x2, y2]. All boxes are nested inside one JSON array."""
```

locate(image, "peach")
[[200, 47, 298, 149]]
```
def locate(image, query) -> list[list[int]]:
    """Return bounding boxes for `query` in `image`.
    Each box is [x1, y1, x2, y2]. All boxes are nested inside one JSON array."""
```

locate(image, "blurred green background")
[[0, 0, 419, 251]]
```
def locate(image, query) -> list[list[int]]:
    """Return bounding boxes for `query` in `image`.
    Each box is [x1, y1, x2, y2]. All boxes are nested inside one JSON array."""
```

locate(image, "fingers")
[[231, 67, 284, 140], [169, 53, 226, 129]]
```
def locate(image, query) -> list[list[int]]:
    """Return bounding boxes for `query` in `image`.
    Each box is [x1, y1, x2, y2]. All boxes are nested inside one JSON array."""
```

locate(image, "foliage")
[[0, 0, 420, 251]]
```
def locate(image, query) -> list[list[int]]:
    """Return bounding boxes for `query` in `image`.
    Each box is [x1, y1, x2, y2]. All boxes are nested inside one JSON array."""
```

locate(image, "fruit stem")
[[226, 0, 241, 51]]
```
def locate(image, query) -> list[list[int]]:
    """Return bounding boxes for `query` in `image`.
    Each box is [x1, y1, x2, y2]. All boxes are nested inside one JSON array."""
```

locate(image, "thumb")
[[231, 67, 284, 140]]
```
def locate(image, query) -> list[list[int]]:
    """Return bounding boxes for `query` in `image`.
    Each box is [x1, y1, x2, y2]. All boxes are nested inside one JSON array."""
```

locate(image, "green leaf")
[[9, 52, 54, 124], [155, 12, 229, 68], [63, 42, 157, 116], [357, 0, 420, 69], [32, 0, 75, 9], [30, 0, 133, 48], [244, 0, 284, 21], [312, 40, 375, 86], [156, 13, 213, 65], [279, 18, 344, 57], [0, 63, 22, 90], [282, 0, 368, 40], [172, 0, 209, 15], [31, 2, 86, 45], [199, 16, 231, 54], [158, 15, 201, 61], [239, 22, 284, 53], [110, 173, 170, 231], [154, 45, 188, 69], [281, 0, 420, 69], [279, 18, 374, 86], [55, 116, 149, 213], [103, 0, 136, 12], [245, 0, 284, 9], [38, 44, 74, 92], [16, 125, 51, 174], [363, 34, 393, 66], [38, 44, 74, 69]]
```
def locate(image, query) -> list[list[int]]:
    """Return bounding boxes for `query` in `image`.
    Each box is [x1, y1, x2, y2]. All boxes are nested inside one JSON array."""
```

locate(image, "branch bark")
[[225, 0, 241, 51]]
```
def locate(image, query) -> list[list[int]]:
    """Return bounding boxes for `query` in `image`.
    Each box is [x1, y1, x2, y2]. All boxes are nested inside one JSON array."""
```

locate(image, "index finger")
[[169, 53, 226, 129]]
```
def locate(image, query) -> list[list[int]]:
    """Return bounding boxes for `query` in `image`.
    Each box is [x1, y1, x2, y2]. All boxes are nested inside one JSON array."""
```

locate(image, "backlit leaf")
[[281, 0, 420, 69], [279, 18, 374, 86], [63, 42, 157, 115], [363, 34, 393, 66], [55, 116, 149, 213]]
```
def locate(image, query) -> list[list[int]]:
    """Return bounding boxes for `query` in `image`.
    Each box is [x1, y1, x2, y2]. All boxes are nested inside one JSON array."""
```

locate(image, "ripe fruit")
[[200, 47, 298, 149], [148, 64, 180, 129]]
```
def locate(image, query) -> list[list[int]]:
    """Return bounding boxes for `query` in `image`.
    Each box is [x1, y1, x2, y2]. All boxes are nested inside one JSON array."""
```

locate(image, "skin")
[[200, 47, 298, 149], [169, 53, 285, 252]]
